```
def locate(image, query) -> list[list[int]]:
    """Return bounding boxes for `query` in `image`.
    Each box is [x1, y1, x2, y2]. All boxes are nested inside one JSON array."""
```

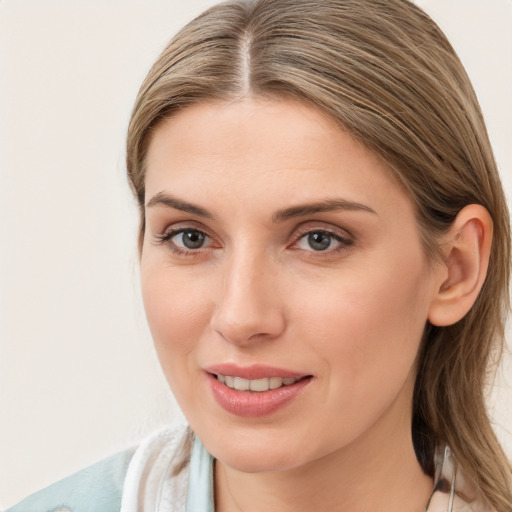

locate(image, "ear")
[[428, 204, 493, 327]]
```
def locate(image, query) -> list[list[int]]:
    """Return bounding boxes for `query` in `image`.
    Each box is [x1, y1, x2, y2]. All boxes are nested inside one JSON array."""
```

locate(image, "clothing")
[[5, 422, 492, 512], [4, 447, 135, 512]]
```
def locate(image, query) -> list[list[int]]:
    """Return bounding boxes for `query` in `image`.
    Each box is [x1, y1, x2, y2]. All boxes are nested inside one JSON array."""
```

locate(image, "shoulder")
[[5, 423, 194, 512], [5, 448, 136, 512]]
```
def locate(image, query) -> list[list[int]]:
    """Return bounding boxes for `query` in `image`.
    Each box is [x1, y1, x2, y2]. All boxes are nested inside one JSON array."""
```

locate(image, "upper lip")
[[204, 363, 310, 380]]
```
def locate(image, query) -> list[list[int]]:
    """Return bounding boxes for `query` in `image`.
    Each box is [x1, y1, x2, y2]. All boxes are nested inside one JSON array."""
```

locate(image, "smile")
[[215, 374, 302, 392], [208, 372, 312, 417]]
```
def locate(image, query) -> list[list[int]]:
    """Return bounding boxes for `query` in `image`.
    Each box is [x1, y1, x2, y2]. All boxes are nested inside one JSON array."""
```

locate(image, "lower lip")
[[207, 373, 312, 417]]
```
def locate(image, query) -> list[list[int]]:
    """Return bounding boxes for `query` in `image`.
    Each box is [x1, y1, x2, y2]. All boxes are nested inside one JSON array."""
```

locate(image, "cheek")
[[297, 254, 431, 406], [140, 263, 212, 381]]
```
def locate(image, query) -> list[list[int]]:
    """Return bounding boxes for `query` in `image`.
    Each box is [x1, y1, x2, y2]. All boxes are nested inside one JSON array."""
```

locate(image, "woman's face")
[[141, 98, 440, 472]]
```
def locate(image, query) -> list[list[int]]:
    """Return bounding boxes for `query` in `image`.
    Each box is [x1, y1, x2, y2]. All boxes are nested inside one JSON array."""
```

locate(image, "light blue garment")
[[186, 435, 215, 512], [4, 434, 214, 512], [4, 448, 135, 512]]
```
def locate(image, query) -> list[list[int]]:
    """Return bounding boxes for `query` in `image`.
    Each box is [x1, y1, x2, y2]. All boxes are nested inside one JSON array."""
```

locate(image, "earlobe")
[[428, 204, 493, 327]]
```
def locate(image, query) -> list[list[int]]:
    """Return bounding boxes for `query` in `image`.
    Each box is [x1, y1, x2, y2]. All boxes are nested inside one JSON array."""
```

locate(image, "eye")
[[154, 226, 213, 254], [171, 229, 210, 250], [294, 229, 350, 252]]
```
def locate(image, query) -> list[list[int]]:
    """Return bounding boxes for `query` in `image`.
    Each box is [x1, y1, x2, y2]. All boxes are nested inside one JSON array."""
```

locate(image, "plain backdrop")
[[0, 0, 511, 508]]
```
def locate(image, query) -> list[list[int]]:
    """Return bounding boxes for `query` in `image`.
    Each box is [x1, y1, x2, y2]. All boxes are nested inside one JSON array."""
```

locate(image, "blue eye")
[[296, 230, 345, 251], [171, 229, 209, 249]]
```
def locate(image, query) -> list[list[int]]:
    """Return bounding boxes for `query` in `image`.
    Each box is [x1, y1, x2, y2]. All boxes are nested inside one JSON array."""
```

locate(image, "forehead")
[[144, 98, 414, 221]]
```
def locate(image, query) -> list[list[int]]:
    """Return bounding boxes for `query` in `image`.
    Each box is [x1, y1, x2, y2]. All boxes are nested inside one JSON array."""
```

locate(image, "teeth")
[[269, 377, 283, 389], [216, 374, 301, 392], [250, 378, 270, 392], [234, 377, 250, 391]]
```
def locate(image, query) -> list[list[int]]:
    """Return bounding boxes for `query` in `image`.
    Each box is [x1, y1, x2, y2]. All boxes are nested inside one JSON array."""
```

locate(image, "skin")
[[140, 98, 446, 511]]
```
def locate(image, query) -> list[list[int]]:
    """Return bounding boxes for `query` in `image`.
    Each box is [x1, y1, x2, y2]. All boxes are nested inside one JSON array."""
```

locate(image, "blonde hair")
[[126, 0, 511, 509]]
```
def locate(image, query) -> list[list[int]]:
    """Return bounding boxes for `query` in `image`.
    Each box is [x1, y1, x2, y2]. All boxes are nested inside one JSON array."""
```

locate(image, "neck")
[[214, 383, 433, 512]]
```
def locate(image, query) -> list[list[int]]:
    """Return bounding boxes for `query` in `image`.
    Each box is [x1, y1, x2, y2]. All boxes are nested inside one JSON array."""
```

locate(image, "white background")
[[0, 0, 511, 508]]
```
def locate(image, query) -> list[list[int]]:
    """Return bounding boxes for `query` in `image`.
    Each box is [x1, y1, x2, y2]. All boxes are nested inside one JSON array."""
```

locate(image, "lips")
[[204, 364, 312, 417]]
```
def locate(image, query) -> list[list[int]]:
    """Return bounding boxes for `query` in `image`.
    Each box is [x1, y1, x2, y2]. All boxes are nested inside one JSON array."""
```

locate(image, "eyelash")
[[290, 226, 353, 255], [153, 224, 353, 257], [153, 227, 214, 256]]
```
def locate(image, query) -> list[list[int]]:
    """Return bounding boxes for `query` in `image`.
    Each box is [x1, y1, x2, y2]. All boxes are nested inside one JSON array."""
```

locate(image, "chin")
[[217, 447, 305, 474], [199, 427, 316, 474]]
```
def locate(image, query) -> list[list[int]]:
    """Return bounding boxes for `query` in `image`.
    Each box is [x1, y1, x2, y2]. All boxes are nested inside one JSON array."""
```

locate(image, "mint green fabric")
[[186, 436, 214, 512], [5, 448, 135, 512]]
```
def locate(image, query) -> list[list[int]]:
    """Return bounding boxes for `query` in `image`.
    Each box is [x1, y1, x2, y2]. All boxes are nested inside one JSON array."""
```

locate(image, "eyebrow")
[[272, 199, 377, 222], [146, 192, 213, 218], [146, 192, 376, 222]]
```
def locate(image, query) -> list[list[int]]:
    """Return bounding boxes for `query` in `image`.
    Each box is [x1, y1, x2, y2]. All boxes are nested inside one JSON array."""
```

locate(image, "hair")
[[126, 0, 511, 509]]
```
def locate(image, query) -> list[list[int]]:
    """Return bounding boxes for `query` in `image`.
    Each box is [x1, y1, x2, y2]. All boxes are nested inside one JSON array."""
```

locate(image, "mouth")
[[213, 374, 308, 392], [204, 364, 313, 416]]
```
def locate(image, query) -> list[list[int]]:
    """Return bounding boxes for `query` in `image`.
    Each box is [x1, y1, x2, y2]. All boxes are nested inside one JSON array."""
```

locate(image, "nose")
[[210, 252, 287, 346]]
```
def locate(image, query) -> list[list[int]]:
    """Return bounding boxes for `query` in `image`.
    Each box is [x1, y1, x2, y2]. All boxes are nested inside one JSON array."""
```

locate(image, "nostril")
[[211, 310, 286, 346]]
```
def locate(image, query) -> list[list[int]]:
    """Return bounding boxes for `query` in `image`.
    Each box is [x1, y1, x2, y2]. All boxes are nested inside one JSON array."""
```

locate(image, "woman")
[[7, 0, 511, 511]]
